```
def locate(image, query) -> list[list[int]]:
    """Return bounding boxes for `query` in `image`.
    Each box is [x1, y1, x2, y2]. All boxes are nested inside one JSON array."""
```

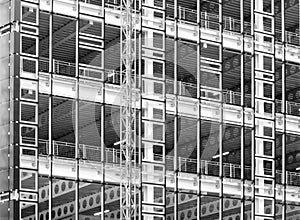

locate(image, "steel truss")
[[119, 0, 138, 219]]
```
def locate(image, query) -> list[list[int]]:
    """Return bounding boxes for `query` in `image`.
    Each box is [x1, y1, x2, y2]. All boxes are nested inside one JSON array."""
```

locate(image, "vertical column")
[[141, 0, 166, 219], [173, 0, 178, 218], [219, 1, 224, 218], [280, 0, 286, 219], [240, 0, 245, 218], [75, 1, 80, 219], [196, 0, 201, 219], [0, 0, 13, 218], [18, 0, 40, 219], [253, 0, 276, 219]]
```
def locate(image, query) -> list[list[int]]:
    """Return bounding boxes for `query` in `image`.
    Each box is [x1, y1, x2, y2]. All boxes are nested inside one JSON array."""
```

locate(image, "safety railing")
[[53, 140, 76, 158], [39, 58, 49, 73], [79, 66, 104, 80], [80, 0, 103, 7], [78, 144, 102, 161], [104, 0, 300, 45], [33, 138, 300, 185], [276, 100, 300, 116], [174, 4, 300, 45], [38, 139, 49, 155], [37, 57, 300, 116], [285, 31, 300, 46], [176, 80, 197, 98], [39, 58, 139, 84], [105, 69, 122, 84], [104, 0, 121, 7], [53, 59, 76, 76]]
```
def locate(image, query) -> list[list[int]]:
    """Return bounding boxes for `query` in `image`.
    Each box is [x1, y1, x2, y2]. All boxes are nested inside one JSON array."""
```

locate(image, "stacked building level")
[[0, 0, 300, 219]]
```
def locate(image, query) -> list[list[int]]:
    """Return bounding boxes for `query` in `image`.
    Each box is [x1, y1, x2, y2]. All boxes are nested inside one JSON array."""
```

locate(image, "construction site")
[[0, 0, 300, 219]]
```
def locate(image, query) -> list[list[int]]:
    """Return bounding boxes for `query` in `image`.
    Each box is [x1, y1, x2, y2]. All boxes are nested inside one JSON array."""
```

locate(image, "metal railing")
[[53, 59, 76, 76], [165, 3, 300, 45], [80, 0, 103, 6], [105, 1, 300, 45], [35, 138, 300, 185], [38, 57, 300, 116]]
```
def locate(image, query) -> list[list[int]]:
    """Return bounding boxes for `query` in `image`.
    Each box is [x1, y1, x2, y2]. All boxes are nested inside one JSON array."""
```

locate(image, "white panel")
[[142, 163, 164, 184], [53, 0, 77, 17], [39, 73, 51, 94], [79, 79, 103, 103], [40, 0, 51, 11], [79, 2, 103, 17], [52, 75, 76, 98], [177, 97, 198, 117]]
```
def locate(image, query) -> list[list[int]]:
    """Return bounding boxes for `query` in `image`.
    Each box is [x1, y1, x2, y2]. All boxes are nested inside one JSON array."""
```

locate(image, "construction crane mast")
[[119, 0, 137, 219]]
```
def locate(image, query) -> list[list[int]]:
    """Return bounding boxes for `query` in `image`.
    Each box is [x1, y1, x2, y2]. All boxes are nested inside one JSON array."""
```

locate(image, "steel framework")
[[119, 0, 138, 219]]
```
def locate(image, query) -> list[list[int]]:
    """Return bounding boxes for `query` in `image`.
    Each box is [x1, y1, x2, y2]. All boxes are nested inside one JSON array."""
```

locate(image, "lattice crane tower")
[[119, 0, 138, 219]]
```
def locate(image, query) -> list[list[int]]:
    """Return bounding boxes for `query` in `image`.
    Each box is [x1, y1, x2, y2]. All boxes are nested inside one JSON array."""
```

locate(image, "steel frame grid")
[[4, 0, 300, 218], [251, 0, 277, 219], [38, 0, 107, 218]]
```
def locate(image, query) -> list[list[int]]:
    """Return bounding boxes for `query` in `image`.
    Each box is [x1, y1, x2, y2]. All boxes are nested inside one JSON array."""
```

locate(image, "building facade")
[[0, 0, 300, 219]]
